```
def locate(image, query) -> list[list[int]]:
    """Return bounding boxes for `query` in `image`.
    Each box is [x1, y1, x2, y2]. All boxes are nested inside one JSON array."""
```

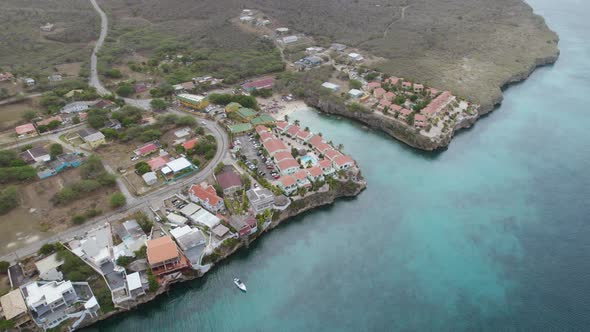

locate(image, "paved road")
[[0, 115, 228, 262], [89, 0, 109, 96], [0, 0, 230, 263]]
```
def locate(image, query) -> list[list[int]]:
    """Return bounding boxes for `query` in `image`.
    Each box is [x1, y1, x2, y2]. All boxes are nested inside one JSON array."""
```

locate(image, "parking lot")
[[234, 133, 278, 181]]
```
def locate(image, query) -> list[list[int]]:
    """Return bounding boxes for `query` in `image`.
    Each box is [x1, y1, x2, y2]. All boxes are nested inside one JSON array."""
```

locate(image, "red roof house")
[[182, 138, 198, 150], [15, 123, 36, 136], [421, 91, 454, 117], [367, 82, 381, 91], [263, 138, 288, 156], [275, 121, 290, 132], [324, 149, 343, 161], [286, 125, 300, 137], [189, 184, 224, 212], [255, 125, 268, 135], [414, 114, 427, 128], [259, 131, 273, 142], [274, 151, 295, 162], [242, 77, 275, 90], [277, 158, 300, 175], [135, 143, 158, 156], [148, 156, 170, 171], [333, 155, 355, 170], [373, 87, 386, 99]]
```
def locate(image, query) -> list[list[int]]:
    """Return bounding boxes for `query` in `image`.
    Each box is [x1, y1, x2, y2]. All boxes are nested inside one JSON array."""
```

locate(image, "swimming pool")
[[299, 154, 317, 166]]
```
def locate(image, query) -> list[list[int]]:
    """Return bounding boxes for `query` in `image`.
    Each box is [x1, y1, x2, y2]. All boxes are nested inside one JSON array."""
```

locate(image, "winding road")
[[0, 0, 230, 262]]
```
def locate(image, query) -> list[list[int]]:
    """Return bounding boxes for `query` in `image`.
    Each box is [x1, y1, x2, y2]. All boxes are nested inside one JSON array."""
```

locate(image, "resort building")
[[277, 158, 301, 176], [333, 155, 355, 171], [421, 91, 455, 117], [278, 175, 298, 195], [293, 169, 311, 188], [275, 121, 290, 133], [306, 166, 325, 182], [263, 138, 289, 157], [319, 159, 336, 176]]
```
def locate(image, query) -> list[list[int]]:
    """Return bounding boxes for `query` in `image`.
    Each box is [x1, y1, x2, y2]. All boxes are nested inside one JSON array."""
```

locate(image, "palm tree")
[[337, 143, 344, 151], [294, 119, 300, 126], [284, 114, 289, 121], [304, 126, 309, 132]]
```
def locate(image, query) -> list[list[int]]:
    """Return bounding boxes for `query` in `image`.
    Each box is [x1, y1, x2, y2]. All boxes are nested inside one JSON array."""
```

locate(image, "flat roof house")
[[22, 280, 97, 330], [161, 157, 195, 180], [78, 128, 106, 149], [321, 82, 340, 92], [211, 224, 230, 239], [146, 236, 187, 276], [348, 89, 364, 99], [216, 169, 243, 196], [142, 171, 158, 186], [246, 187, 275, 214], [35, 253, 64, 281], [228, 216, 252, 238], [170, 226, 205, 267], [61, 101, 89, 114], [189, 184, 225, 213]]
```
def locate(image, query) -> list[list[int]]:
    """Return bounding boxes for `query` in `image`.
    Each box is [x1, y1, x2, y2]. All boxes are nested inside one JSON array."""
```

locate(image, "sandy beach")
[[256, 94, 310, 121]]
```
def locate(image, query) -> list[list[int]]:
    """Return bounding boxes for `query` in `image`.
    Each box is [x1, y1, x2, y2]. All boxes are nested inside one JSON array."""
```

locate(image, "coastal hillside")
[[98, 0, 558, 110]]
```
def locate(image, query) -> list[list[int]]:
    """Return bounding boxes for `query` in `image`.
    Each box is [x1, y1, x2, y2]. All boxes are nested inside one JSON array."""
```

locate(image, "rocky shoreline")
[[304, 51, 559, 152], [76, 179, 366, 330]]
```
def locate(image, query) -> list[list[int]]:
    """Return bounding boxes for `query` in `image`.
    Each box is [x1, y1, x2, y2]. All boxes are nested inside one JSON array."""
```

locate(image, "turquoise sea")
[[89, 0, 590, 330]]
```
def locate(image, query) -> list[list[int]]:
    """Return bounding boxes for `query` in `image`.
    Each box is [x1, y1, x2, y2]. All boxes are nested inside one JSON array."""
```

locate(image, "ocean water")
[[88, 0, 590, 330]]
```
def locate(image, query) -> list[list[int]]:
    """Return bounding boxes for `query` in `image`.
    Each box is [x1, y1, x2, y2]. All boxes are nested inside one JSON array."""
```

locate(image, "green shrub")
[[109, 192, 126, 208]]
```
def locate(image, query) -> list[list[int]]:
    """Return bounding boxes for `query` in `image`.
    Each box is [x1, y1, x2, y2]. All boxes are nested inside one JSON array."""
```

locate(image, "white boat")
[[233, 278, 247, 292]]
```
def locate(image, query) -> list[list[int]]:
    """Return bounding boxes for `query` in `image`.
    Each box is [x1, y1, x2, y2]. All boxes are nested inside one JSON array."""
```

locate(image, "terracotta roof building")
[[146, 236, 187, 276]]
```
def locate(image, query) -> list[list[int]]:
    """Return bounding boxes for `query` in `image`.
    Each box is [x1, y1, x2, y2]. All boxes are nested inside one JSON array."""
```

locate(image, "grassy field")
[[0, 0, 99, 76]]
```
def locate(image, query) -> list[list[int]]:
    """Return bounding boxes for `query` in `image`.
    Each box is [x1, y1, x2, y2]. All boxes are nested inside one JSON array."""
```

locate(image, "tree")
[[214, 162, 225, 175], [38, 243, 57, 255], [73, 115, 81, 124], [47, 120, 61, 130], [0, 261, 9, 273], [71, 215, 86, 225], [240, 174, 251, 190], [135, 161, 150, 175], [87, 109, 108, 129], [109, 192, 126, 208], [349, 79, 362, 89], [147, 270, 159, 292], [22, 110, 37, 122], [116, 256, 134, 267], [150, 98, 167, 111], [105, 68, 122, 78], [49, 143, 63, 160], [116, 83, 134, 97], [0, 186, 18, 215]]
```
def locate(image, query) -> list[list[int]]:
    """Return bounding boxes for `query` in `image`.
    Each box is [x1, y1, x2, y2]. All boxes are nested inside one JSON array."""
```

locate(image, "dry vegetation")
[[100, 0, 557, 109], [0, 0, 99, 75]]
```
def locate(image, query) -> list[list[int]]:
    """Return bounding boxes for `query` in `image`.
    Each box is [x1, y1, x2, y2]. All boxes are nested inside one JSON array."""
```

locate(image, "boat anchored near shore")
[[234, 278, 247, 292]]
